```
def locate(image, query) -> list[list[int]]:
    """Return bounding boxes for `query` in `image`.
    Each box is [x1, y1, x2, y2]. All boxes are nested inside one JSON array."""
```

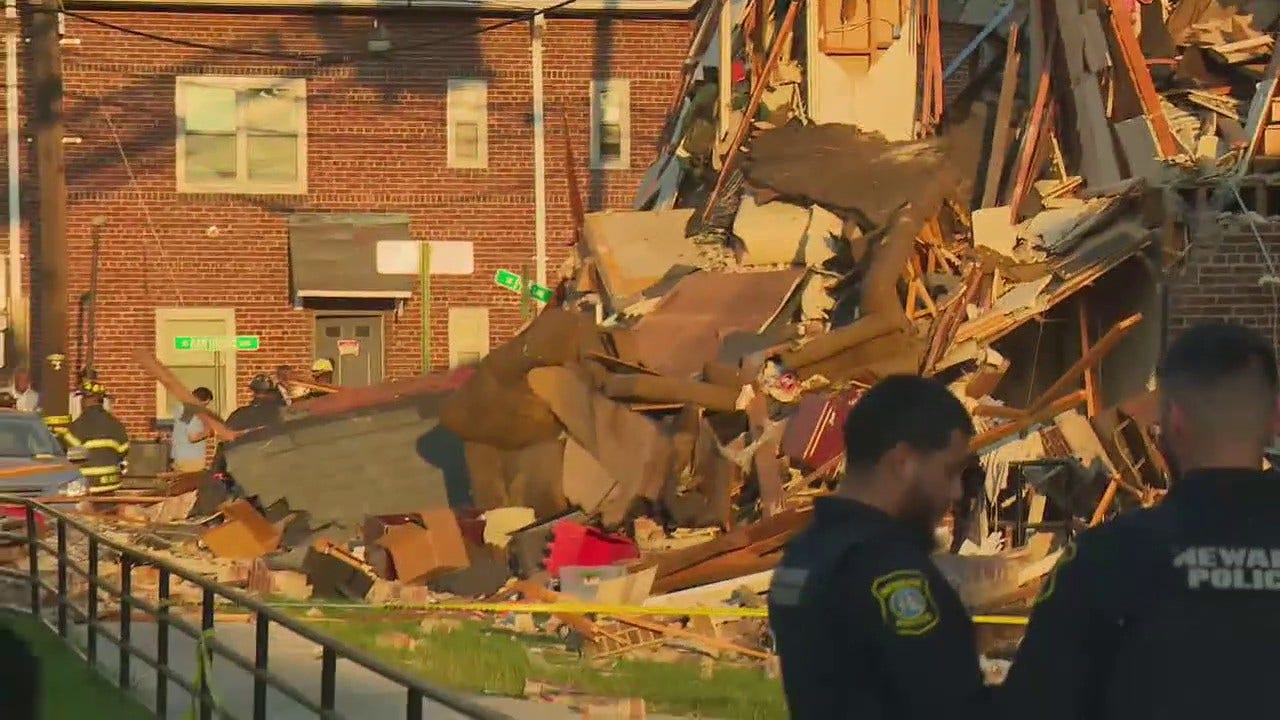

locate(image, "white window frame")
[[175, 76, 309, 194], [589, 79, 631, 170], [447, 307, 490, 368], [154, 307, 237, 419], [447, 79, 489, 169]]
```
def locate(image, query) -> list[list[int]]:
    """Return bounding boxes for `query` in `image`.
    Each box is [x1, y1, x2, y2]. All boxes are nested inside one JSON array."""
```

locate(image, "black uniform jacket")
[[224, 401, 283, 434], [212, 400, 284, 474], [768, 496, 989, 720], [61, 405, 129, 488], [999, 468, 1280, 720]]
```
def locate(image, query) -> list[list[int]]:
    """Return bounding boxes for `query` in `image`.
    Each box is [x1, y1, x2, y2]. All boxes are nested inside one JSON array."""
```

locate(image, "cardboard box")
[[1263, 124, 1280, 157], [201, 500, 281, 559], [374, 508, 471, 584], [419, 508, 469, 571]]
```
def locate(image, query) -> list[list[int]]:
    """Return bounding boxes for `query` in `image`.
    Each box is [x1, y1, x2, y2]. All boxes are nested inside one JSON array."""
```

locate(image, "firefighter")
[[59, 380, 129, 496], [225, 373, 285, 433], [299, 358, 334, 401], [212, 374, 284, 480]]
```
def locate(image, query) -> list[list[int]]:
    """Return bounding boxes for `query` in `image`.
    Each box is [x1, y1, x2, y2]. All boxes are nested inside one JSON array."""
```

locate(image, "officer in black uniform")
[[58, 380, 129, 495], [998, 321, 1280, 720], [769, 374, 987, 720]]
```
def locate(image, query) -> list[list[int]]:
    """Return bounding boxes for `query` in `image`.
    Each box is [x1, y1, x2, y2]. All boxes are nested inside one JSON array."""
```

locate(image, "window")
[[448, 308, 490, 368], [590, 79, 631, 170], [175, 76, 307, 194], [447, 79, 489, 169], [154, 308, 237, 420]]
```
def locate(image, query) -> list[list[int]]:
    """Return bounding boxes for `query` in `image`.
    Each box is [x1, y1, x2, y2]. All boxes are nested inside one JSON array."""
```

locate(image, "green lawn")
[[305, 611, 787, 720], [0, 611, 151, 720]]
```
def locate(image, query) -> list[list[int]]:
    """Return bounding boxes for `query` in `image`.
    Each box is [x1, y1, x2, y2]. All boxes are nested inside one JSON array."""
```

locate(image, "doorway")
[[313, 315, 384, 387]]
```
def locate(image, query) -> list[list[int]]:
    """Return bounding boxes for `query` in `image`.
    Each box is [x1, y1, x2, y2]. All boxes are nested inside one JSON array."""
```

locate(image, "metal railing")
[[0, 495, 511, 720]]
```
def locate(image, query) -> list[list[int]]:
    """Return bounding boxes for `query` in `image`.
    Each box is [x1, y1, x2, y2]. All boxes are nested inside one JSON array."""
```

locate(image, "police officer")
[[58, 380, 129, 495], [998, 321, 1280, 720], [769, 374, 987, 719]]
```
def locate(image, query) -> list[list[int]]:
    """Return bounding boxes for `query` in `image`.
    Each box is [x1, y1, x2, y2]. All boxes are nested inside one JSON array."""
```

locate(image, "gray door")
[[314, 316, 384, 387]]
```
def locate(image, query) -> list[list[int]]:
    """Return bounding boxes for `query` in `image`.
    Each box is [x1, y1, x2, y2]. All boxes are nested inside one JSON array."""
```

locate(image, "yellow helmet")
[[311, 358, 334, 373]]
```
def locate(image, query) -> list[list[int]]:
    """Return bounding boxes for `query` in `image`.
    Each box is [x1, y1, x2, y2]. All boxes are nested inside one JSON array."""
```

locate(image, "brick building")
[[2, 0, 696, 433]]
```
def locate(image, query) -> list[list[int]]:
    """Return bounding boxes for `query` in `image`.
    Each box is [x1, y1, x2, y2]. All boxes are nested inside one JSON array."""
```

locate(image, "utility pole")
[[32, 0, 69, 425]]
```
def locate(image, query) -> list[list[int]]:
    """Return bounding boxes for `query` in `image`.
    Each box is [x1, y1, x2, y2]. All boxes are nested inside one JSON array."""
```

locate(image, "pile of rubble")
[[20, 0, 1280, 672]]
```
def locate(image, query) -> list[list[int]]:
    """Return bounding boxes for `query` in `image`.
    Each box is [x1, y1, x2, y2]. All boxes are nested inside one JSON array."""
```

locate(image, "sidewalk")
[[57, 612, 691, 720]]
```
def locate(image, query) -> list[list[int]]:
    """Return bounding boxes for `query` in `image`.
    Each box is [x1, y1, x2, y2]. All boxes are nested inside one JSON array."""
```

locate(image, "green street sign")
[[172, 336, 220, 351], [173, 335, 261, 352], [528, 284, 553, 303], [494, 269, 523, 292], [495, 269, 552, 303]]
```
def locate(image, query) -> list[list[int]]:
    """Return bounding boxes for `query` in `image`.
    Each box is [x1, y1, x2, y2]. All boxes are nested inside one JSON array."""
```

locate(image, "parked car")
[[0, 410, 88, 499]]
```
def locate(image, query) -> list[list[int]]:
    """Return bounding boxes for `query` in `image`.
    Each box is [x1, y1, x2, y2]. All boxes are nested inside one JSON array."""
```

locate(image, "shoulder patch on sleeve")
[[1035, 541, 1078, 606], [769, 566, 810, 607], [870, 569, 940, 636]]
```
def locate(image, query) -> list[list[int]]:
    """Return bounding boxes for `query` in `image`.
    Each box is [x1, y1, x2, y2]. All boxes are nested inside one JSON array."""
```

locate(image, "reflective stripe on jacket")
[[60, 405, 129, 491]]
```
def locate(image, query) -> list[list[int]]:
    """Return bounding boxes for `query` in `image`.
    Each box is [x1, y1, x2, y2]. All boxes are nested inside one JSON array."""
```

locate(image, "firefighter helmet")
[[248, 374, 275, 393]]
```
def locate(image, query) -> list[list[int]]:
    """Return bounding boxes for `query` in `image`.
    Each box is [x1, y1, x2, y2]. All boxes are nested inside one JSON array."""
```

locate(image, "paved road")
[[51, 612, 687, 720]]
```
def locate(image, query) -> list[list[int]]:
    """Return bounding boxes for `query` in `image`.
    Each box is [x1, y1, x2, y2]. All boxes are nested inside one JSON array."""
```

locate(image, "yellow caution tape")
[[267, 599, 1030, 626], [186, 628, 221, 720]]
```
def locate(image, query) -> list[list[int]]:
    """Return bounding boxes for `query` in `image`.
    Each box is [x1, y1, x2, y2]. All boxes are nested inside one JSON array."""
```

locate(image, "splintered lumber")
[[1009, 73, 1053, 222], [1078, 301, 1102, 416], [983, 20, 1022, 208], [1089, 475, 1121, 526], [652, 508, 810, 580], [1027, 313, 1143, 414], [784, 182, 955, 370], [746, 393, 786, 518], [1099, 0, 1179, 157], [616, 614, 772, 659], [701, 0, 802, 221], [970, 390, 1088, 453], [513, 579, 598, 639], [31, 495, 170, 504], [132, 349, 237, 441]]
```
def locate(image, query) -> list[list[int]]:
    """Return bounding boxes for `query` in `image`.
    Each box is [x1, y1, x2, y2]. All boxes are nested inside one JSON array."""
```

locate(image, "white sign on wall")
[[376, 240, 475, 276]]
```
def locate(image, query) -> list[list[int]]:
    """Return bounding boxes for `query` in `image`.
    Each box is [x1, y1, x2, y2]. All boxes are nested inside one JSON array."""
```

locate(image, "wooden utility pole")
[[32, 0, 69, 424]]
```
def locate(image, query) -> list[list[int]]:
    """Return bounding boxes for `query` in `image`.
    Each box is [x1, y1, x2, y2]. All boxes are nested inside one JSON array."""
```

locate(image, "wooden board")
[[1099, 0, 1180, 157], [982, 21, 1022, 208], [1073, 79, 1124, 186], [1114, 116, 1164, 179]]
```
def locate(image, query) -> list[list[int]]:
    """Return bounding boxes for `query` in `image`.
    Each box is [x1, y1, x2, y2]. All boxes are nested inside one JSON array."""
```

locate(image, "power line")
[[52, 0, 577, 66]]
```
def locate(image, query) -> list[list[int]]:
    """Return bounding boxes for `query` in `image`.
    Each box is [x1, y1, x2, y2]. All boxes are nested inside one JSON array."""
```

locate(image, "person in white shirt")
[[2, 367, 39, 413]]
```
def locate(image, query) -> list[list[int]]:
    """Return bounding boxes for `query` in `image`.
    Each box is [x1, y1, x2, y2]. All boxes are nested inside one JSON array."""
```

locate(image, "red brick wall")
[[940, 22, 980, 106], [3, 9, 692, 433], [1169, 224, 1280, 348]]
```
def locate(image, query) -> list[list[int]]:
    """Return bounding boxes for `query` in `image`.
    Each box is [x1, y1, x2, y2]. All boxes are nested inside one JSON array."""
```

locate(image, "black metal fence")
[[0, 495, 511, 720]]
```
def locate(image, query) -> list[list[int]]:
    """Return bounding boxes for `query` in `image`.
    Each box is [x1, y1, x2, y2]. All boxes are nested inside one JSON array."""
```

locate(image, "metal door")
[[313, 316, 384, 387]]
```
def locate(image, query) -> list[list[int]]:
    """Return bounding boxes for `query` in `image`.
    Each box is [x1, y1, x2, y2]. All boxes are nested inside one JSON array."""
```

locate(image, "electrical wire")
[[102, 112, 187, 305], [1229, 184, 1280, 350], [51, 0, 577, 66]]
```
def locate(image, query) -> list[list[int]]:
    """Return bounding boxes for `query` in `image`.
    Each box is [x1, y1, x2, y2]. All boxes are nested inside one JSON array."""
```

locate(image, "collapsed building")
[[34, 0, 1280, 665]]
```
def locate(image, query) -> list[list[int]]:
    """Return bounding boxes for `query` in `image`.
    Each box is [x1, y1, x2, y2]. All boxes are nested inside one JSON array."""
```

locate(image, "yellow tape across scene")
[[266, 600, 1029, 626]]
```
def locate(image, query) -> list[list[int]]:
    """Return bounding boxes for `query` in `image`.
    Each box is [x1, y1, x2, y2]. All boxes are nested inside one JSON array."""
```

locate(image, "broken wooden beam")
[[1028, 312, 1143, 414]]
